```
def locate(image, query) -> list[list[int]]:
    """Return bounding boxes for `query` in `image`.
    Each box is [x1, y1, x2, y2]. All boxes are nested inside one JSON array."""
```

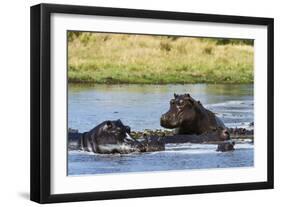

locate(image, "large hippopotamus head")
[[160, 93, 228, 136], [160, 93, 201, 129]]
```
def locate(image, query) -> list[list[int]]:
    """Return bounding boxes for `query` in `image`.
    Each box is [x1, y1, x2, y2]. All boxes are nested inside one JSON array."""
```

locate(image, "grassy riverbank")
[[68, 32, 254, 84]]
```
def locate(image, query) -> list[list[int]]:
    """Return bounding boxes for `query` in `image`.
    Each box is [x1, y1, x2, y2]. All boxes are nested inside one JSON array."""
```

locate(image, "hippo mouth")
[[123, 133, 145, 149], [123, 133, 136, 142]]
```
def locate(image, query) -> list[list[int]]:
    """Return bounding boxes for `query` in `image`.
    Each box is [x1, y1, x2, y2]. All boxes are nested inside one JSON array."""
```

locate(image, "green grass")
[[68, 32, 254, 84]]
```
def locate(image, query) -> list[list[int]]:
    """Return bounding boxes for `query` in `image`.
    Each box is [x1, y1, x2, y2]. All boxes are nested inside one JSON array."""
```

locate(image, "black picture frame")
[[30, 3, 274, 204]]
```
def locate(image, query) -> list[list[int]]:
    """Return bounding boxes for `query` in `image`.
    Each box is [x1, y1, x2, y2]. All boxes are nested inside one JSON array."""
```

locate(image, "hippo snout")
[[125, 125, 131, 134], [160, 113, 172, 122], [160, 113, 177, 129], [160, 114, 167, 121], [160, 114, 168, 126]]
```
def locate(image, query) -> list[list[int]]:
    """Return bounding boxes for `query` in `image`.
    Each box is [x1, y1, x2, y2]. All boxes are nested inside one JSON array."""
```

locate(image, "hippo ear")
[[106, 121, 112, 128], [174, 93, 178, 98], [197, 101, 202, 106]]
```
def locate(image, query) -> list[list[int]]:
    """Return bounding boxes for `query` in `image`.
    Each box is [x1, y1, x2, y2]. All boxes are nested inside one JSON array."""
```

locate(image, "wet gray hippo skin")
[[79, 119, 141, 154], [79, 119, 164, 154], [216, 141, 235, 152], [138, 137, 165, 152], [160, 93, 229, 139], [196, 126, 230, 142]]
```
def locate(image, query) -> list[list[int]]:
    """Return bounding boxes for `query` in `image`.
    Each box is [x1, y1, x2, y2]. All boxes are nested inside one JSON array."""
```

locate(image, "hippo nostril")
[[224, 130, 230, 139]]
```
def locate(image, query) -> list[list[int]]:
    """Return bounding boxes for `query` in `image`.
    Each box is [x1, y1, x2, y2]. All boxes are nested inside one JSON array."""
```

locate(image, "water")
[[68, 84, 254, 175]]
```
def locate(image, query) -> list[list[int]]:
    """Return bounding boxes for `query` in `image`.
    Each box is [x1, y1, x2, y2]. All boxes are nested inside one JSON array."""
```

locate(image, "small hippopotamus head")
[[97, 119, 132, 144], [216, 141, 235, 152], [160, 93, 202, 129]]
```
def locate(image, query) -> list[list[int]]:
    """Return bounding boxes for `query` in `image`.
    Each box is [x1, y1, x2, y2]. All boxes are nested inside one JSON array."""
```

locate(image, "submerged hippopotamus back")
[[160, 93, 229, 138], [216, 141, 235, 152]]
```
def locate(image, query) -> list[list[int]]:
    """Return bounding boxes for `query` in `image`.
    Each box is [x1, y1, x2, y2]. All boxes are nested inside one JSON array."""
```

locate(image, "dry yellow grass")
[[68, 32, 254, 84]]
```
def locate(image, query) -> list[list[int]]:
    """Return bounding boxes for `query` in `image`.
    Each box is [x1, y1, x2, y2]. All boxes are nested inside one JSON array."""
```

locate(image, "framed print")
[[30, 3, 274, 203]]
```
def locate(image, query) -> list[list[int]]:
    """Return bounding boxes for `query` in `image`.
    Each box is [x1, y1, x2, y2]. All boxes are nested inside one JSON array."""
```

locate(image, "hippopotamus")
[[162, 126, 230, 143], [160, 93, 229, 140], [79, 119, 164, 154], [216, 141, 235, 152]]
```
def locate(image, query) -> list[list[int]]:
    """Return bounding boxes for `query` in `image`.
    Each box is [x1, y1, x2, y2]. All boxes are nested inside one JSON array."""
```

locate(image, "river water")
[[68, 84, 254, 176]]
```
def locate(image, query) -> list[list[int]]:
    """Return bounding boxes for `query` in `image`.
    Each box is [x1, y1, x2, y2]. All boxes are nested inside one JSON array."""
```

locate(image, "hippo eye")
[[170, 99, 175, 105], [212, 128, 217, 132], [178, 99, 184, 105]]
